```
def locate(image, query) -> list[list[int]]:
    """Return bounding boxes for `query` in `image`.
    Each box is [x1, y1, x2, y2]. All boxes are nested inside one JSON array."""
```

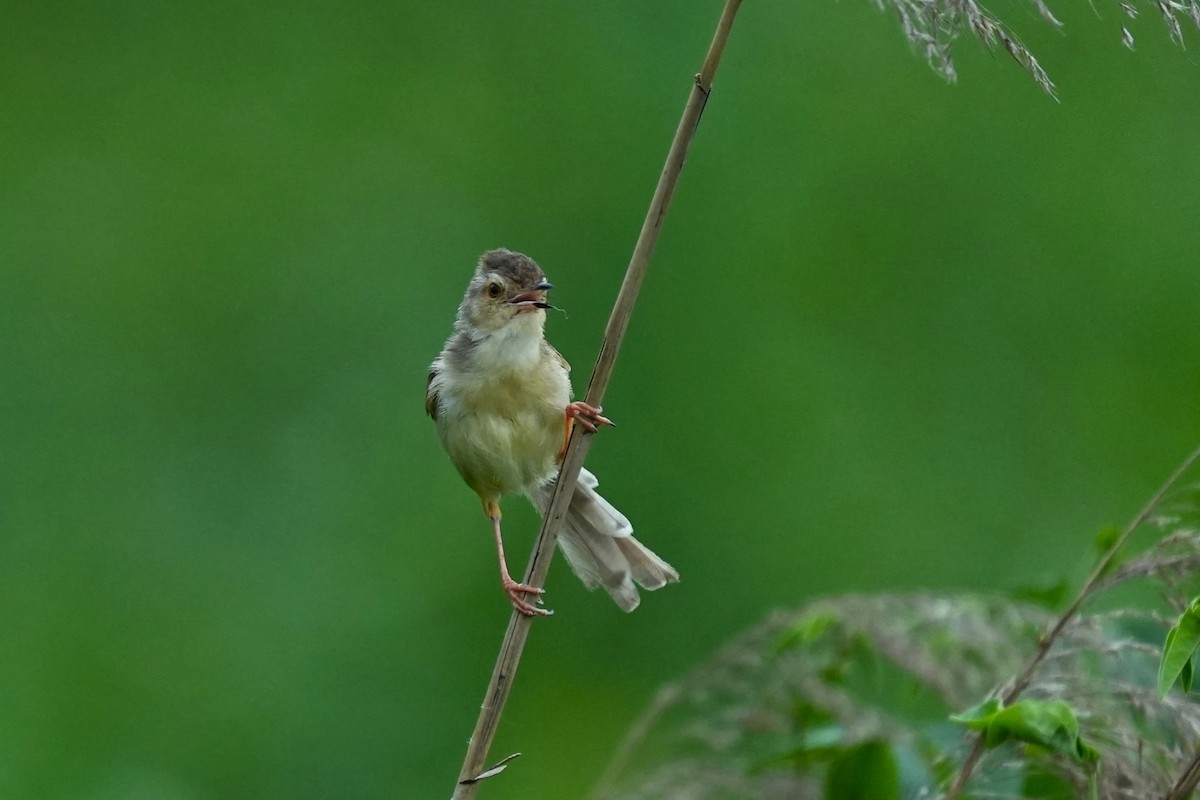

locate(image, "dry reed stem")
[[450, 1, 744, 796]]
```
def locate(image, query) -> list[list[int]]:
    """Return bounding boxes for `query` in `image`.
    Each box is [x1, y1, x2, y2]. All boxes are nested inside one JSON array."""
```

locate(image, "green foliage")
[[1158, 597, 1200, 698], [1020, 763, 1077, 800], [1008, 578, 1070, 610], [596, 582, 1200, 799], [949, 698, 1100, 799], [950, 698, 1099, 763], [1093, 524, 1128, 578], [1094, 525, 1122, 555], [823, 740, 899, 800], [774, 612, 840, 653]]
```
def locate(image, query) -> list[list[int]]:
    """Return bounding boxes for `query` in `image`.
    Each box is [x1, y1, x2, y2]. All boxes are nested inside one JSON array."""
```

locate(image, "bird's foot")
[[566, 401, 614, 434], [504, 578, 553, 617]]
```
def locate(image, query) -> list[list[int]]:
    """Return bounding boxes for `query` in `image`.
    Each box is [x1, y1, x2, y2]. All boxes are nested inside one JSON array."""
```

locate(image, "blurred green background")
[[3, 1, 1198, 798]]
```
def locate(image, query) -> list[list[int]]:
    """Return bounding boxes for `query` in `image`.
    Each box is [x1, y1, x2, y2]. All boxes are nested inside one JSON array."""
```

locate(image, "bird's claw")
[[566, 401, 614, 434], [504, 579, 553, 617]]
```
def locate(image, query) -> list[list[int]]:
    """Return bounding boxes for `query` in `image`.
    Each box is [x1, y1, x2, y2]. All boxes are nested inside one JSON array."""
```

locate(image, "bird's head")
[[457, 249, 555, 335]]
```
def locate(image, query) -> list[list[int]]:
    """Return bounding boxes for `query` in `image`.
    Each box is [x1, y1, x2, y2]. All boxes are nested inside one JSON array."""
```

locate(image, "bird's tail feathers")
[[530, 468, 678, 613]]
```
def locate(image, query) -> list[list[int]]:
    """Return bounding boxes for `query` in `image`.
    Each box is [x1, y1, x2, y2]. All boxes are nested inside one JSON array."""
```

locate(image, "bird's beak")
[[508, 279, 554, 312]]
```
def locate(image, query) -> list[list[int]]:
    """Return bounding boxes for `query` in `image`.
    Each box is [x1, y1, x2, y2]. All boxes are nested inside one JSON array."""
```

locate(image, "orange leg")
[[557, 415, 574, 462], [559, 402, 615, 461], [485, 499, 552, 617]]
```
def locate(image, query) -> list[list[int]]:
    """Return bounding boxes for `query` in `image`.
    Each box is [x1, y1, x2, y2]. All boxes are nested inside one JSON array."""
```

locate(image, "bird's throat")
[[472, 319, 544, 372]]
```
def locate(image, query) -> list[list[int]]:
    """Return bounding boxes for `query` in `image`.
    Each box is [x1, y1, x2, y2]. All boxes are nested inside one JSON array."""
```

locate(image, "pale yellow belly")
[[432, 329, 572, 501], [439, 403, 563, 501]]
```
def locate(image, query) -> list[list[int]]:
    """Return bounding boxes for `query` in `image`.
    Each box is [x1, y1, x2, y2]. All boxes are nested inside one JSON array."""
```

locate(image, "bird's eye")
[[487, 283, 503, 298]]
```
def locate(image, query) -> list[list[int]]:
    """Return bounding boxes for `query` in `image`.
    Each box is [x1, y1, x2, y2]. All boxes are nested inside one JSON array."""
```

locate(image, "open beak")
[[508, 279, 554, 312]]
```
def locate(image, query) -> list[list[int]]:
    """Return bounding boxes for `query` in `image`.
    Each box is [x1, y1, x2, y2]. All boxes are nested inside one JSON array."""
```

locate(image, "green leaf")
[[950, 699, 1099, 764], [1158, 601, 1200, 698], [774, 612, 839, 653], [986, 701, 1070, 753], [749, 724, 844, 773], [1094, 525, 1121, 554], [1093, 525, 1126, 578], [824, 740, 900, 800], [949, 697, 1002, 730], [1021, 762, 1076, 799], [1008, 578, 1070, 610]]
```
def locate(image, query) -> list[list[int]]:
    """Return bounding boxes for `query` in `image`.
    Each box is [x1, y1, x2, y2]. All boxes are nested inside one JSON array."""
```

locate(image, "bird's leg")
[[559, 402, 615, 460], [485, 500, 551, 617]]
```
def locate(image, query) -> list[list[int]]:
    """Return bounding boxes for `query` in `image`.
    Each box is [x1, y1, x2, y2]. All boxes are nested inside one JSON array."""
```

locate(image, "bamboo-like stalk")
[[945, 443, 1200, 799], [450, 2, 743, 797], [1165, 748, 1200, 800]]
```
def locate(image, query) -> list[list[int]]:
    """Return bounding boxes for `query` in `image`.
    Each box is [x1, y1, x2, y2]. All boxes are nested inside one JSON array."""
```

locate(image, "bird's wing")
[[424, 365, 440, 420], [543, 341, 570, 373]]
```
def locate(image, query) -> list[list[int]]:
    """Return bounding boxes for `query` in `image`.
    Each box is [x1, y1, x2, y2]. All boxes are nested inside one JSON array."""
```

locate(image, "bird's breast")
[[436, 342, 570, 500]]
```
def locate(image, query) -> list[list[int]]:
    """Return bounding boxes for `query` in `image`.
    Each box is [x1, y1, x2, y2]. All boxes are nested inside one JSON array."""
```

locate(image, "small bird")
[[426, 248, 679, 615]]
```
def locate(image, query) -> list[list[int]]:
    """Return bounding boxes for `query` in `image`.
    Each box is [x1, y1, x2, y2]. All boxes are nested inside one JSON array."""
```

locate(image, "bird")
[[425, 248, 679, 615]]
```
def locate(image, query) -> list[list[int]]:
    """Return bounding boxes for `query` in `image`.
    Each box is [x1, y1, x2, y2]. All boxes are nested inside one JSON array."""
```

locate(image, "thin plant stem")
[[945, 442, 1200, 799], [588, 684, 684, 800], [1166, 748, 1200, 800], [450, 2, 743, 796]]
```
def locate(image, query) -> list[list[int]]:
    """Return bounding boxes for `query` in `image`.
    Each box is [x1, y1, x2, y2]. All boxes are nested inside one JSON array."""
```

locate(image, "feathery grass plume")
[[876, 0, 1200, 95], [590, 595, 1199, 799], [592, 447, 1200, 800], [874, 0, 1060, 95], [590, 595, 1044, 800]]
